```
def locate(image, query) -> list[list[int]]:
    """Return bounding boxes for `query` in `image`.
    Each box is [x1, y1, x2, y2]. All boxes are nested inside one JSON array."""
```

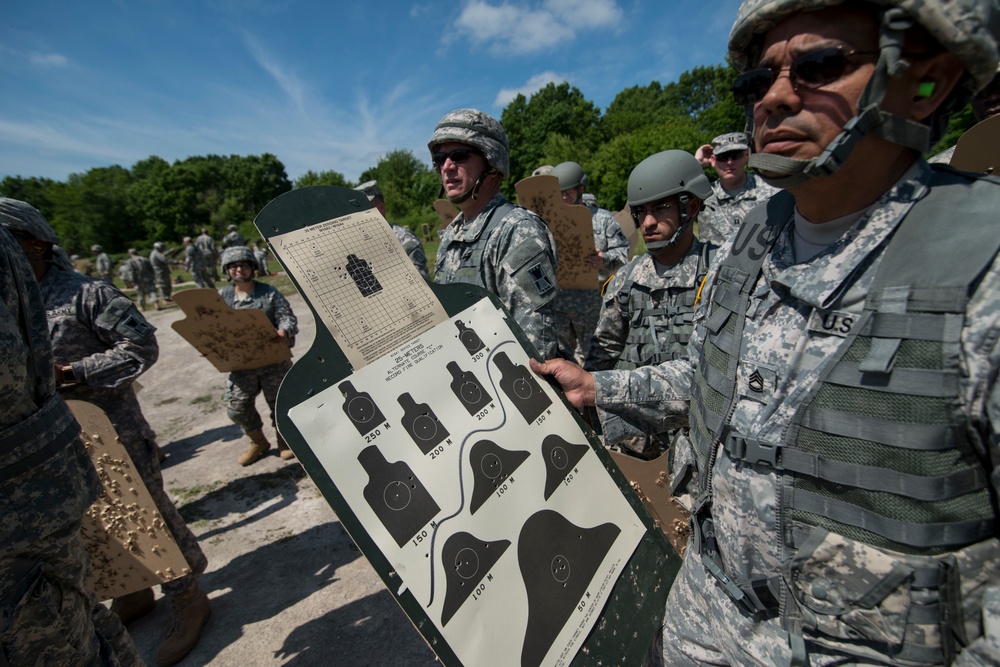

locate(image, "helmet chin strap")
[[646, 194, 692, 252], [748, 8, 930, 189], [447, 168, 497, 205]]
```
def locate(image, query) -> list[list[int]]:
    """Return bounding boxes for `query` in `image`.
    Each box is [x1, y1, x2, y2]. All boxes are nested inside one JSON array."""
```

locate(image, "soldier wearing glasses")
[[533, 0, 1000, 663], [696, 131, 778, 245], [429, 108, 559, 358], [219, 247, 298, 466]]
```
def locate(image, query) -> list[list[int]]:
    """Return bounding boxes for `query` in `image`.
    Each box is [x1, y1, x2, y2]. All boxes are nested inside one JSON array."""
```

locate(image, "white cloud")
[[28, 52, 69, 67], [493, 70, 567, 106], [241, 31, 307, 112], [450, 0, 622, 55]]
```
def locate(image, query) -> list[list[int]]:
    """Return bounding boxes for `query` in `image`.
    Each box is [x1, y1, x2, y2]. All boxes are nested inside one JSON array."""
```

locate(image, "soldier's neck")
[[233, 280, 256, 295]]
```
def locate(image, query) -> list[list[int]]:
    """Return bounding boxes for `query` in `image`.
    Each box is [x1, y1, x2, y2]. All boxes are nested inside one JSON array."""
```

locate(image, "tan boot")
[[111, 587, 156, 625], [239, 429, 271, 466], [276, 433, 295, 461], [156, 585, 211, 667]]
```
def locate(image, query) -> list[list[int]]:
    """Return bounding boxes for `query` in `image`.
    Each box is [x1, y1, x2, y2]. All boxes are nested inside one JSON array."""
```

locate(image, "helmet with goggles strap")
[[221, 246, 259, 273], [729, 0, 1000, 187]]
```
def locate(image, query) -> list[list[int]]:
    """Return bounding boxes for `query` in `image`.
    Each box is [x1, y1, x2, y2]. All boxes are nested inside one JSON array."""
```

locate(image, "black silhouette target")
[[518, 510, 621, 667], [468, 440, 529, 514], [358, 447, 439, 547], [541, 434, 589, 500], [455, 320, 485, 354], [447, 361, 492, 415], [494, 351, 551, 424], [398, 393, 449, 454], [345, 253, 382, 296], [440, 532, 510, 626], [340, 381, 385, 436]]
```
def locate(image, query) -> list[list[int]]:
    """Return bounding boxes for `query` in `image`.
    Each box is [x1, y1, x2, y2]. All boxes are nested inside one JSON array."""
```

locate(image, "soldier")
[[549, 161, 629, 362], [695, 131, 778, 245], [430, 108, 560, 358], [126, 247, 157, 311], [533, 0, 1000, 663], [92, 243, 112, 282], [218, 246, 298, 465], [194, 227, 219, 281], [584, 151, 717, 461], [354, 179, 430, 279], [251, 241, 271, 276], [2, 199, 211, 667], [150, 241, 173, 304], [0, 217, 142, 666], [222, 224, 245, 249], [183, 236, 215, 289]]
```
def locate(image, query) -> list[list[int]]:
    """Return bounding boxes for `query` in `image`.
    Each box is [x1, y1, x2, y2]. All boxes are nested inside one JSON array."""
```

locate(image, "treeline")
[[1, 60, 972, 256]]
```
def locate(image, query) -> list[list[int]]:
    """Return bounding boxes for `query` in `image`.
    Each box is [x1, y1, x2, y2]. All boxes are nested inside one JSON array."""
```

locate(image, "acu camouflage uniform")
[[0, 228, 141, 666], [42, 266, 208, 597], [184, 243, 214, 289], [219, 281, 297, 435], [434, 192, 560, 358], [222, 229, 245, 248], [194, 232, 218, 280], [555, 203, 629, 363], [698, 173, 779, 246], [393, 224, 430, 280], [95, 251, 112, 282], [585, 240, 715, 459], [150, 247, 172, 301], [126, 254, 156, 309], [593, 161, 1000, 665]]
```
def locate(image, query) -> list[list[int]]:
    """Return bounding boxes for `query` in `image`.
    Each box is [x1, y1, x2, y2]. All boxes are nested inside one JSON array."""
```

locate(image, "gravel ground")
[[121, 285, 440, 667]]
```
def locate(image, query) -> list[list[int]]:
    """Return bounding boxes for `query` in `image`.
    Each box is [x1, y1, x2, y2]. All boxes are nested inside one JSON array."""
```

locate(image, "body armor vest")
[[690, 167, 1000, 665], [614, 243, 715, 371], [434, 202, 515, 286]]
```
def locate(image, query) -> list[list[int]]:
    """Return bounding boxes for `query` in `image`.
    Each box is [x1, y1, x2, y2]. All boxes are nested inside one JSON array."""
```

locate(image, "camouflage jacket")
[[434, 193, 559, 358], [697, 173, 779, 246], [1, 235, 101, 551], [150, 248, 171, 279], [95, 251, 111, 277], [587, 203, 630, 285], [195, 233, 217, 261], [594, 160, 1000, 663], [184, 243, 205, 271], [223, 230, 246, 248], [392, 224, 430, 279], [219, 281, 298, 338], [127, 255, 154, 284]]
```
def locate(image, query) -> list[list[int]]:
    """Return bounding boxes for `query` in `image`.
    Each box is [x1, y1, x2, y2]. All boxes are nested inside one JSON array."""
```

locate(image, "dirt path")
[[124, 287, 439, 666]]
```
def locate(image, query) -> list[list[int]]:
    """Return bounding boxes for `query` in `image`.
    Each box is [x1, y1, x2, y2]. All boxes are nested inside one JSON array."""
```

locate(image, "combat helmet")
[[0, 197, 60, 244], [729, 0, 1000, 187], [628, 150, 712, 251], [153, 242, 165, 251], [428, 109, 510, 204], [551, 161, 587, 191], [221, 246, 260, 274]]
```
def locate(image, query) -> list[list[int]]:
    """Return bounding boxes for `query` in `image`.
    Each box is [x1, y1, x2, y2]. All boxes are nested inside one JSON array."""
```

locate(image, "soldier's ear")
[[688, 198, 703, 219]]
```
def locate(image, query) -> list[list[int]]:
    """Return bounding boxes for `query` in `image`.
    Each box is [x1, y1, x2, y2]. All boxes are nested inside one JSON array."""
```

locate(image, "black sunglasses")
[[731, 47, 879, 106], [431, 148, 481, 171]]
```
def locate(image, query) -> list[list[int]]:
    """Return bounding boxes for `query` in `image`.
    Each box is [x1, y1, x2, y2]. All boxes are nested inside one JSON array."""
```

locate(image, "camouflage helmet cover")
[[153, 242, 165, 251], [92, 244, 103, 252], [628, 150, 714, 207], [221, 245, 260, 272], [428, 108, 510, 177], [355, 180, 383, 202], [0, 197, 60, 244], [728, 0, 1000, 92], [551, 161, 587, 190]]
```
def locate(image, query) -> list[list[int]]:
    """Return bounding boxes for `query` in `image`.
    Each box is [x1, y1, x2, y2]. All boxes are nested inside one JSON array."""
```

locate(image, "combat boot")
[[239, 429, 271, 466], [156, 584, 211, 667], [276, 432, 295, 461], [110, 587, 156, 625]]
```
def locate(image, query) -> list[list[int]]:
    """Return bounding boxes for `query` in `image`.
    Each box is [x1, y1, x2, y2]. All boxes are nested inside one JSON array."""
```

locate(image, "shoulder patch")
[[96, 296, 155, 341]]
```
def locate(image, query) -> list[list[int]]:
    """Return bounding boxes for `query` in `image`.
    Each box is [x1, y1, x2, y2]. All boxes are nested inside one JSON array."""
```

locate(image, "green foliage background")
[[1, 58, 972, 257]]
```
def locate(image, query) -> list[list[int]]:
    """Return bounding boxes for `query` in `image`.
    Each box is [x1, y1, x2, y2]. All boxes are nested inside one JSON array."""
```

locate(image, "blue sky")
[[1, 0, 742, 184]]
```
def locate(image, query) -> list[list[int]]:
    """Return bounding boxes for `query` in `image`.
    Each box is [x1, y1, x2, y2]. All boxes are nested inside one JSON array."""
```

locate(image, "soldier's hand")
[[695, 144, 713, 168], [529, 358, 596, 408], [583, 250, 605, 270]]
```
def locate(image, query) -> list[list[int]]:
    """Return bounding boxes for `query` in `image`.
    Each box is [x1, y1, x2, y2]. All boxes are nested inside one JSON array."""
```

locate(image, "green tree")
[[602, 82, 671, 138], [665, 62, 745, 137], [294, 169, 349, 188], [358, 149, 439, 225], [500, 82, 603, 194]]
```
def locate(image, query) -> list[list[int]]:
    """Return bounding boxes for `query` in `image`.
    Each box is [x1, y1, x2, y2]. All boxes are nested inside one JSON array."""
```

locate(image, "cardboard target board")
[[951, 115, 1000, 175], [170, 288, 292, 372], [434, 199, 460, 228], [613, 207, 639, 259], [609, 451, 690, 556], [69, 400, 190, 599], [516, 175, 599, 291], [255, 186, 680, 667]]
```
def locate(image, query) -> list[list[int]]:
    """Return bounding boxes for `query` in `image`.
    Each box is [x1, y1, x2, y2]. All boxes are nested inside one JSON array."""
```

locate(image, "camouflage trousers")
[[224, 360, 293, 434], [555, 289, 602, 363], [153, 276, 172, 301], [0, 519, 143, 666], [64, 389, 208, 596], [134, 279, 156, 310], [191, 267, 215, 289]]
